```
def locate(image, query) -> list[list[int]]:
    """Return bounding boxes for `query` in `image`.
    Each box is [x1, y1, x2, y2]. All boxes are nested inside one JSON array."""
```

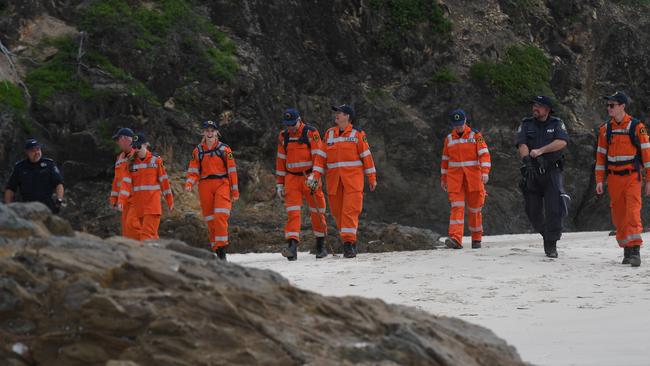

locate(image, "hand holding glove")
[[276, 184, 285, 200], [306, 173, 318, 192]]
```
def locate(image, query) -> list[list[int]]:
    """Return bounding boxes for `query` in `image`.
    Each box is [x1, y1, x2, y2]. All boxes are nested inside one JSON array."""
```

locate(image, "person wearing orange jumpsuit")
[[109, 127, 140, 239], [324, 104, 377, 258], [118, 132, 174, 240], [595, 91, 650, 267], [185, 120, 239, 261], [440, 109, 491, 249], [276, 109, 328, 261]]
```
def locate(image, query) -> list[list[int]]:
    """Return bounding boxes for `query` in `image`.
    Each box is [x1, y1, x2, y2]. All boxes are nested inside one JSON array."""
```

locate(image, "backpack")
[[197, 142, 228, 175], [604, 118, 642, 177]]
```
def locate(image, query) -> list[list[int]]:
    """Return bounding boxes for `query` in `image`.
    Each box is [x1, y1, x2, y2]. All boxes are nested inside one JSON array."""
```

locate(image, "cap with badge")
[[282, 109, 301, 126], [603, 91, 629, 105], [24, 138, 42, 150], [131, 132, 147, 148], [331, 104, 355, 119], [112, 127, 135, 140], [202, 120, 219, 130], [531, 95, 554, 110], [449, 109, 467, 126]]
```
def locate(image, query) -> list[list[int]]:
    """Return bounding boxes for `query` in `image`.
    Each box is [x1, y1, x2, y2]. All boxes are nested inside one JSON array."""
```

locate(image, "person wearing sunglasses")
[[516, 95, 570, 258], [595, 91, 650, 267], [185, 120, 239, 261], [118, 132, 174, 241], [440, 109, 491, 250], [275, 108, 328, 261], [109, 127, 140, 239]]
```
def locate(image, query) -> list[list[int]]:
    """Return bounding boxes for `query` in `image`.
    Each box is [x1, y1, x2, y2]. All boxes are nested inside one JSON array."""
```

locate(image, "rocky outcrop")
[[0, 0, 649, 247], [0, 202, 525, 365]]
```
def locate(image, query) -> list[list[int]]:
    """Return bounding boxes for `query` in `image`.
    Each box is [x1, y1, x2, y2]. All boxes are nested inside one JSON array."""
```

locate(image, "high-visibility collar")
[[609, 113, 633, 129], [451, 125, 471, 139]]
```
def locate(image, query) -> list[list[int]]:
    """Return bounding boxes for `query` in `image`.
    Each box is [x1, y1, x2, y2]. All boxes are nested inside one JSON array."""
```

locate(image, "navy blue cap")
[[112, 127, 135, 140], [531, 95, 554, 109], [332, 104, 355, 119], [24, 138, 41, 150], [449, 109, 467, 126], [604, 91, 628, 105], [131, 132, 147, 147], [282, 109, 300, 126], [202, 120, 219, 129]]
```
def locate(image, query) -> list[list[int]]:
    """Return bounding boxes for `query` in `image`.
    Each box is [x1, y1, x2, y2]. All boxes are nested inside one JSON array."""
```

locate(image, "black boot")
[[343, 242, 356, 258], [471, 240, 481, 249], [545, 240, 558, 258], [315, 237, 328, 258], [282, 239, 298, 261], [445, 238, 462, 249], [629, 246, 641, 267], [215, 246, 227, 261], [622, 247, 631, 265]]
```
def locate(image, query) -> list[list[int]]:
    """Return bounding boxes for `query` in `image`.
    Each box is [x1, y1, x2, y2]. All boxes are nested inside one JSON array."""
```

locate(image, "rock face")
[[0, 0, 649, 248], [0, 202, 525, 366]]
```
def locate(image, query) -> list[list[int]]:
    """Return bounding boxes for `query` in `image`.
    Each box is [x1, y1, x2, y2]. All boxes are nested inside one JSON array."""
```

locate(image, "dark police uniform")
[[515, 116, 570, 243], [5, 158, 64, 212]]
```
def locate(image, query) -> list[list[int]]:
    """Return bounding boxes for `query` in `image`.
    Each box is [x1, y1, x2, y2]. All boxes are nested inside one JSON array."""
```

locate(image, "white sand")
[[231, 231, 650, 366]]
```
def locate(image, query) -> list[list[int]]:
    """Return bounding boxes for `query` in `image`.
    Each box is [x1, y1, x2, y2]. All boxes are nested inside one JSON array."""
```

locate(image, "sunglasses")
[[607, 103, 619, 109]]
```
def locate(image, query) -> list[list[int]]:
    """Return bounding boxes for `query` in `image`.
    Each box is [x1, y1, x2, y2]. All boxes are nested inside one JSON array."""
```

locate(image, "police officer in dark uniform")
[[4, 139, 65, 213], [516, 96, 570, 258]]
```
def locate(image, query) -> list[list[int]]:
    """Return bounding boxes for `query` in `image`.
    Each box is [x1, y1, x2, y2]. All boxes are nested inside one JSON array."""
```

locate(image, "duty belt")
[[607, 169, 636, 176], [201, 174, 228, 180], [287, 169, 312, 176]]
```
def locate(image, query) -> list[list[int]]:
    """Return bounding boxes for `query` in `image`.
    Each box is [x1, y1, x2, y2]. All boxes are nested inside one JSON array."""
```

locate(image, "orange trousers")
[[122, 202, 141, 240], [124, 207, 159, 241], [448, 184, 485, 246], [608, 174, 643, 248], [199, 178, 231, 250], [284, 177, 327, 242], [328, 180, 363, 243]]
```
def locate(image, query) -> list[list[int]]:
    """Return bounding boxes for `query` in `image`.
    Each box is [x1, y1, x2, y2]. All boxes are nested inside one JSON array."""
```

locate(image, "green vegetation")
[[25, 38, 95, 103], [25, 37, 155, 103], [370, 0, 452, 49], [0, 81, 27, 112], [81, 0, 238, 81], [470, 44, 553, 106], [426, 67, 457, 86]]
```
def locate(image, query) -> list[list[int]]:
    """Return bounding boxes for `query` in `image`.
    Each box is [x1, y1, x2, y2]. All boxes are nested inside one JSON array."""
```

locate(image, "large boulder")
[[0, 202, 525, 365]]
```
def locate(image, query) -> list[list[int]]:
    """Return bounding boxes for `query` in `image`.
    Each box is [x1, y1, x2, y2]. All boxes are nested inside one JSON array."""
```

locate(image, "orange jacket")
[[441, 125, 491, 193], [595, 114, 650, 183], [109, 149, 134, 206], [118, 151, 173, 216], [275, 122, 326, 184], [185, 141, 239, 198], [324, 124, 376, 194]]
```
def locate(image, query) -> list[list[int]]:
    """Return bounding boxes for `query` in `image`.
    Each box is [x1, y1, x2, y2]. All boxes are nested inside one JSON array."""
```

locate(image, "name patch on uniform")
[[547, 129, 555, 133]]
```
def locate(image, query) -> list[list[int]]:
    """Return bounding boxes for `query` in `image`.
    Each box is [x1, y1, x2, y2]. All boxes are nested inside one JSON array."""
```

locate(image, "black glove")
[[520, 156, 535, 178]]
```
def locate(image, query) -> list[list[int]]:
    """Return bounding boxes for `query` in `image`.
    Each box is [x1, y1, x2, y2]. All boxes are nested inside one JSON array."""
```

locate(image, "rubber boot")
[[343, 242, 356, 258], [471, 240, 481, 249], [445, 238, 462, 249], [215, 246, 227, 261], [629, 246, 641, 267], [315, 237, 328, 258], [622, 247, 631, 265], [282, 239, 298, 261], [545, 240, 558, 258]]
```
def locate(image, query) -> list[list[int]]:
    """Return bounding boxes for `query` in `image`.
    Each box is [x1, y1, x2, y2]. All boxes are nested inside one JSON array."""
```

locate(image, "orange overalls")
[[324, 124, 376, 243], [595, 114, 650, 248], [118, 151, 174, 240], [441, 126, 491, 246], [110, 149, 140, 239], [275, 122, 327, 242], [186, 141, 239, 250]]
